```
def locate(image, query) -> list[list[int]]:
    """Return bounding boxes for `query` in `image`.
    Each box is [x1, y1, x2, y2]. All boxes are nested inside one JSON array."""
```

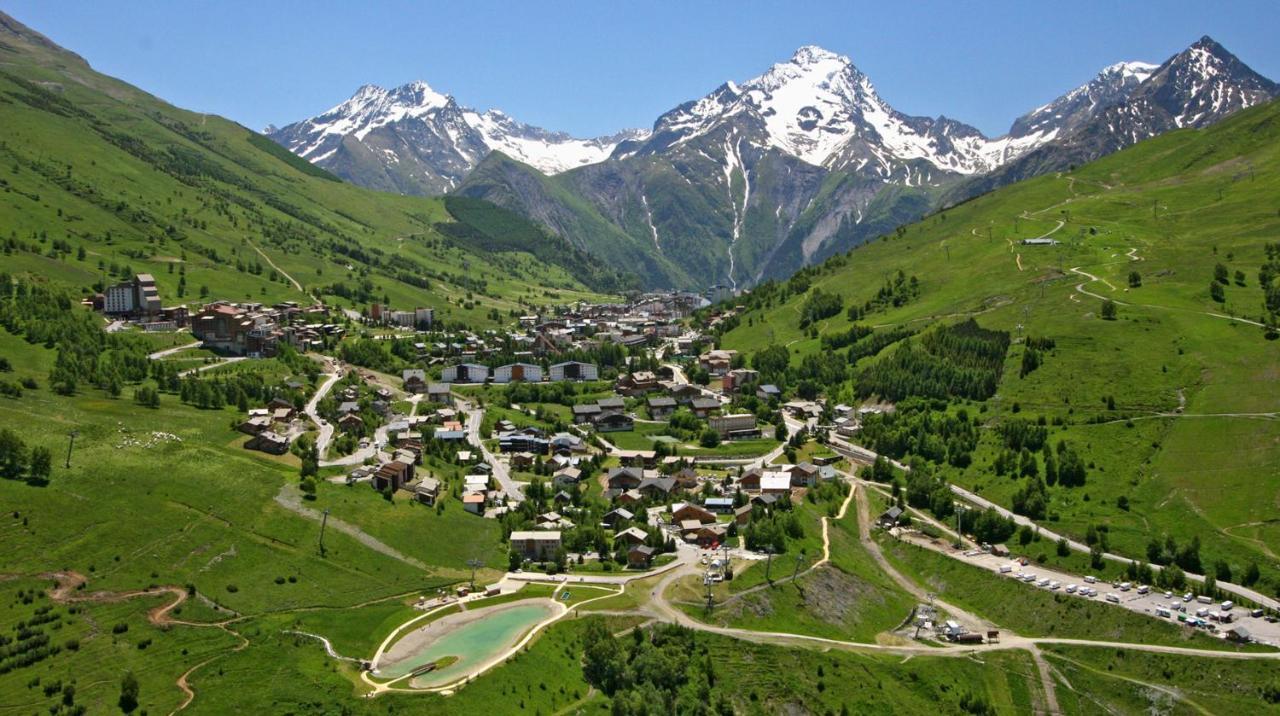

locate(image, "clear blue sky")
[[6, 0, 1278, 138]]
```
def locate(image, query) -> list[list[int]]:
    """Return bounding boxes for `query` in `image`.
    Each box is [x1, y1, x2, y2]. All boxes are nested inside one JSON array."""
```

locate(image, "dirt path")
[[39, 572, 249, 715], [1044, 650, 1210, 715], [1070, 265, 1269, 330], [273, 483, 428, 570], [1028, 647, 1062, 715], [246, 238, 314, 301]]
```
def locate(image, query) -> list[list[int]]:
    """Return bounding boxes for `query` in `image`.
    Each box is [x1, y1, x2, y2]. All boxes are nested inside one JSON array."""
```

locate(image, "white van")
[[1221, 601, 1234, 611], [998, 565, 1013, 574], [1136, 585, 1150, 595], [1084, 575, 1097, 584], [1065, 584, 1077, 594], [1197, 595, 1213, 605], [1155, 607, 1171, 617], [1106, 593, 1120, 603], [1119, 582, 1132, 592]]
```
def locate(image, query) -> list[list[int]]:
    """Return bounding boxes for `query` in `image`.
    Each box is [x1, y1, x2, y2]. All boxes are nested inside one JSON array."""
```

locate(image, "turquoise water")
[[379, 601, 558, 687]]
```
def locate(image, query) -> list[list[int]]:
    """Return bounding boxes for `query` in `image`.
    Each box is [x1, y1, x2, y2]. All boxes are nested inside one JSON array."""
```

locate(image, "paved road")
[[454, 393, 524, 503], [305, 364, 343, 459], [148, 339, 201, 360]]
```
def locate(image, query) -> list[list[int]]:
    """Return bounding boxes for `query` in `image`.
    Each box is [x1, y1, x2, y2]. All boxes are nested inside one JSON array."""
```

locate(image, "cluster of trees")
[[0, 275, 154, 396], [581, 622, 728, 715], [856, 320, 1010, 402], [0, 608, 62, 675], [1019, 336, 1055, 378], [1143, 534, 1205, 575], [0, 428, 53, 484], [742, 501, 804, 554], [798, 288, 843, 328], [858, 400, 978, 468], [845, 270, 920, 321], [179, 370, 304, 412]]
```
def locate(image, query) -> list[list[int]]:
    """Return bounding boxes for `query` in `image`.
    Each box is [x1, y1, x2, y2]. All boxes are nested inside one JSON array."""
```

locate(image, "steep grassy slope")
[[720, 99, 1280, 593], [0, 14, 621, 325]]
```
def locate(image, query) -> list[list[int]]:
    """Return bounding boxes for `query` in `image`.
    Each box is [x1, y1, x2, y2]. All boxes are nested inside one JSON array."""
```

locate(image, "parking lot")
[[907, 535, 1280, 647]]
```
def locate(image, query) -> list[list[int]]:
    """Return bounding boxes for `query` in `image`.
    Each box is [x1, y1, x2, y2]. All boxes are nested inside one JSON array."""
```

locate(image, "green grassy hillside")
[[0, 15, 621, 325], [719, 98, 1280, 594]]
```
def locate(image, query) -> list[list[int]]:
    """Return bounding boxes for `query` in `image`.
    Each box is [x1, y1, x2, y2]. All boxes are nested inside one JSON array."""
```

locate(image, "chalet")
[[672, 502, 716, 525], [613, 526, 648, 546], [615, 371, 658, 396], [464, 474, 491, 493], [615, 489, 643, 506], [370, 399, 391, 416], [536, 511, 573, 530], [426, 383, 452, 405], [672, 467, 699, 490], [756, 384, 782, 401], [245, 430, 289, 454], [510, 452, 536, 470], [638, 476, 677, 500], [787, 462, 820, 487], [597, 396, 626, 415], [550, 361, 598, 382], [668, 384, 703, 404], [442, 363, 489, 384], [403, 369, 428, 393], [238, 415, 272, 435], [509, 531, 562, 561], [1227, 626, 1253, 643], [738, 468, 763, 492], [751, 493, 779, 508], [616, 449, 658, 468], [606, 467, 644, 492], [594, 412, 634, 433], [552, 467, 582, 489], [462, 492, 486, 515], [734, 504, 753, 525], [493, 362, 543, 384], [627, 545, 656, 568], [760, 473, 792, 495], [878, 506, 904, 529], [602, 507, 634, 528], [372, 460, 414, 493], [550, 432, 585, 453], [337, 401, 361, 416], [571, 403, 602, 424], [646, 396, 677, 420], [690, 397, 721, 418], [553, 490, 573, 505], [817, 465, 839, 482], [698, 349, 737, 376], [704, 497, 735, 514], [338, 413, 365, 433], [683, 522, 727, 547], [412, 477, 440, 505], [267, 397, 296, 418]]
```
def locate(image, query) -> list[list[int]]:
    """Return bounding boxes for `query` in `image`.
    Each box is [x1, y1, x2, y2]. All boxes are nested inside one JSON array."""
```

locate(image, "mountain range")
[[272, 38, 1278, 290]]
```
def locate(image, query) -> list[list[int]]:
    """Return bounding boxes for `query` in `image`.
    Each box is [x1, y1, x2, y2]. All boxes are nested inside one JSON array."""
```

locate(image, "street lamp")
[[763, 546, 775, 583]]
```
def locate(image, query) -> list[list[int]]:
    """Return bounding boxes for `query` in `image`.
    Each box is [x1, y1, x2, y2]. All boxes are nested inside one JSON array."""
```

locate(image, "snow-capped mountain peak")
[[269, 80, 647, 193]]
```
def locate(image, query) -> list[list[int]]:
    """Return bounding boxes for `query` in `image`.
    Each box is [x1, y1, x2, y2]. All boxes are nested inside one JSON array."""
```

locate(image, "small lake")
[[377, 600, 559, 688]]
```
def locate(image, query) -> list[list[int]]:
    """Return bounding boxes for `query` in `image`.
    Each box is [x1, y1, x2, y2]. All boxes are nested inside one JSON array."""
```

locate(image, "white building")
[[441, 363, 489, 383], [493, 362, 543, 383], [550, 361, 598, 382]]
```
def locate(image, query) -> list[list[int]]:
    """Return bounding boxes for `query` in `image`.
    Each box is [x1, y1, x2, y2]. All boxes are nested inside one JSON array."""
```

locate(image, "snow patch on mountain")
[[275, 81, 646, 177]]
